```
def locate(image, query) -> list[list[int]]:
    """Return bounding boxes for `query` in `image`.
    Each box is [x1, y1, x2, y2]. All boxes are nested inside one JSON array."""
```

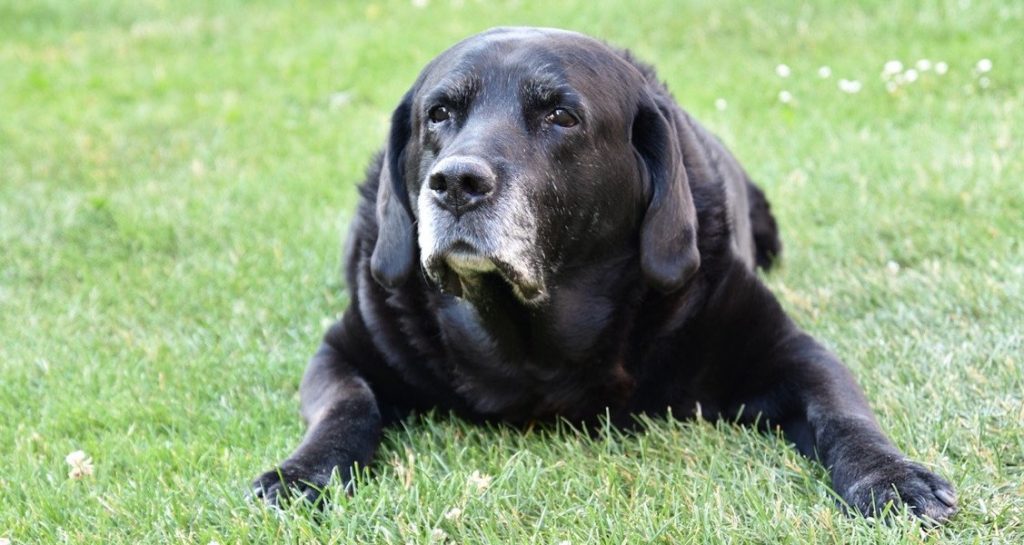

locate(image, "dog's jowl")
[[252, 27, 956, 522]]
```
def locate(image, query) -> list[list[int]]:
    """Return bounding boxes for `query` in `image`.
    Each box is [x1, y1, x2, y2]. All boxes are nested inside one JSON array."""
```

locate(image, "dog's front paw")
[[841, 458, 957, 522], [250, 463, 332, 508]]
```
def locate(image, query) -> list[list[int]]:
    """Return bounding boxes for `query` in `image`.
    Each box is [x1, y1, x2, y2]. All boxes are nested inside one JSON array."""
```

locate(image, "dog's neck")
[[432, 258, 643, 419]]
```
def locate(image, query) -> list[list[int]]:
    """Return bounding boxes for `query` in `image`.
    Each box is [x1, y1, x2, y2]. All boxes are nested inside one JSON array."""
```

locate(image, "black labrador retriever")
[[253, 27, 956, 521]]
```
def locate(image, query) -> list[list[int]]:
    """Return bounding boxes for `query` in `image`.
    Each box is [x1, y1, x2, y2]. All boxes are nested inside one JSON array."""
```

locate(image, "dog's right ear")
[[370, 91, 417, 288]]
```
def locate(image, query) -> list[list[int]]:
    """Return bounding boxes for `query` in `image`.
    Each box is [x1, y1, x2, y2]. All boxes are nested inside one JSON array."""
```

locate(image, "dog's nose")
[[427, 156, 496, 214]]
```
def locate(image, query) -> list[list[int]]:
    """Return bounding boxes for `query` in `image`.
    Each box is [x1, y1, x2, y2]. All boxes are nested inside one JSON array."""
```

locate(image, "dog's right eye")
[[545, 108, 579, 128], [428, 105, 451, 123]]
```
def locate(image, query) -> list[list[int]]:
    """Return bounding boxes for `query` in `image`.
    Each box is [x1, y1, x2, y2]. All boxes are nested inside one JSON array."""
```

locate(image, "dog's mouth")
[[425, 241, 546, 304]]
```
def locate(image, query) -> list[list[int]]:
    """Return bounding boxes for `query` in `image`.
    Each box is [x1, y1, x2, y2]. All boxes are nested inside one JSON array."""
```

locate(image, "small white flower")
[[411, 0, 429, 8], [467, 470, 493, 492], [975, 58, 992, 73], [885, 81, 899, 93], [775, 64, 791, 78], [557, 541, 571, 545], [66, 450, 88, 465], [430, 528, 448, 542], [190, 159, 206, 178], [838, 79, 862, 93], [777, 90, 793, 104], [934, 61, 949, 75], [817, 65, 832, 78], [65, 450, 94, 479], [915, 59, 932, 71], [886, 261, 901, 275], [444, 507, 462, 520], [883, 60, 904, 76], [714, 98, 727, 111], [904, 68, 919, 83], [329, 91, 353, 110], [1, 537, 11, 545]]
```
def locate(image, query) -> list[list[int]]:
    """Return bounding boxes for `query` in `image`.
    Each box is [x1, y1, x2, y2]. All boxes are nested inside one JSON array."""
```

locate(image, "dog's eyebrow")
[[424, 74, 480, 108], [520, 77, 580, 108]]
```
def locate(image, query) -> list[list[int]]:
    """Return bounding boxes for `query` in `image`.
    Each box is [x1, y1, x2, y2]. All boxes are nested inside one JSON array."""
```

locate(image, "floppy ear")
[[632, 93, 701, 292], [370, 91, 417, 288]]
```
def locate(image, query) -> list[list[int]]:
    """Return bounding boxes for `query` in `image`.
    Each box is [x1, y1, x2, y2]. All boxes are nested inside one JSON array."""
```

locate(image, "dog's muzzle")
[[416, 159, 546, 304]]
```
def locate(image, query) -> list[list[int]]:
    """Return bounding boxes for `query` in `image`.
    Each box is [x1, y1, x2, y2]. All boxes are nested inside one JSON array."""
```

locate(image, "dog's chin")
[[424, 249, 547, 306]]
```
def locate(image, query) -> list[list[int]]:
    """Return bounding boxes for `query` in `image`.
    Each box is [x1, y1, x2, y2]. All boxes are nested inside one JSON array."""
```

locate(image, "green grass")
[[1, 0, 1022, 543]]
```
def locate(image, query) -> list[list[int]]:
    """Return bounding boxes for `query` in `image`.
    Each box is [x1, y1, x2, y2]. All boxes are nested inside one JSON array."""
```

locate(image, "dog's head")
[[371, 27, 699, 305]]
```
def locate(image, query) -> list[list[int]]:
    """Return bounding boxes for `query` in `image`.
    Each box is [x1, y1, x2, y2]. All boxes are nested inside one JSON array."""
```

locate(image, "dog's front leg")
[[252, 338, 382, 507], [750, 332, 957, 521]]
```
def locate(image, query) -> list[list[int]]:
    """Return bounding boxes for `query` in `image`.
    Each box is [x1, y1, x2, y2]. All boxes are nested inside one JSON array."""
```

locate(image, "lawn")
[[1, 0, 1022, 543]]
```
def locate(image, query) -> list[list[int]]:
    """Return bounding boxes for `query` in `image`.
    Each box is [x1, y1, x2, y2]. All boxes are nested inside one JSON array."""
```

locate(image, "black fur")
[[252, 27, 956, 522], [747, 181, 782, 270]]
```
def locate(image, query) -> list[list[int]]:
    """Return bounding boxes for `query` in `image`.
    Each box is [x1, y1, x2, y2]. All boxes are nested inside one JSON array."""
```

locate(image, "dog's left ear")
[[370, 91, 417, 288], [632, 92, 701, 292]]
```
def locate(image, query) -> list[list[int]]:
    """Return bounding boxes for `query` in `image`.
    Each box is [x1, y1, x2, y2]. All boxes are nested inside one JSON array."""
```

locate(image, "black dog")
[[253, 27, 956, 521]]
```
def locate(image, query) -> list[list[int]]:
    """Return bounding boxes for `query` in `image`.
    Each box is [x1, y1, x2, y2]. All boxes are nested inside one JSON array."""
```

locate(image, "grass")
[[1, 0, 1022, 543]]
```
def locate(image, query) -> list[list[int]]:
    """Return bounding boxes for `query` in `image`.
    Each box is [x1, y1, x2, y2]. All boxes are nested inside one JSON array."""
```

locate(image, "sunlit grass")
[[1, 1, 1022, 543]]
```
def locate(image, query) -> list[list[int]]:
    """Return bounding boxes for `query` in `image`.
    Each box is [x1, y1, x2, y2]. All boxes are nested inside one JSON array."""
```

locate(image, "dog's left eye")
[[545, 108, 579, 128], [428, 105, 451, 123]]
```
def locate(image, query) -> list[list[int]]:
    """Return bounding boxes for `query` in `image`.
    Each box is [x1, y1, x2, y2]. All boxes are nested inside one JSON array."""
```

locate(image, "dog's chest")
[[434, 296, 634, 420]]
